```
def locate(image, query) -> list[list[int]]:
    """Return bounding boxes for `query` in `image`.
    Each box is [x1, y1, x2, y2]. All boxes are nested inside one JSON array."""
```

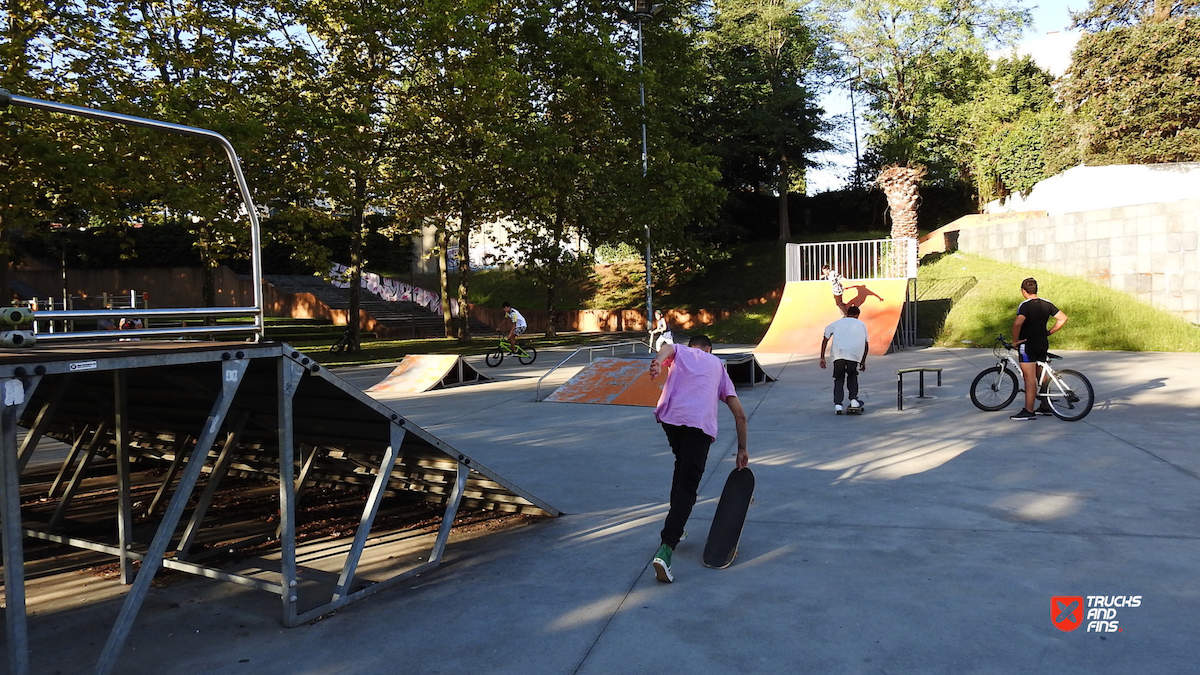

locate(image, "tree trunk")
[[437, 225, 454, 338], [545, 209, 566, 338], [456, 198, 471, 343], [346, 177, 366, 352], [876, 164, 925, 240], [778, 158, 791, 243], [0, 220, 10, 305], [876, 164, 926, 277]]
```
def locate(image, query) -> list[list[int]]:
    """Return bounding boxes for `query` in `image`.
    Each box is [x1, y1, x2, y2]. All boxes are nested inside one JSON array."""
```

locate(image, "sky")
[[805, 0, 1086, 194]]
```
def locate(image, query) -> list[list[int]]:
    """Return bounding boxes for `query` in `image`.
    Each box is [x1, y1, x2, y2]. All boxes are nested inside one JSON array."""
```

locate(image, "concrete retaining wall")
[[956, 198, 1200, 323]]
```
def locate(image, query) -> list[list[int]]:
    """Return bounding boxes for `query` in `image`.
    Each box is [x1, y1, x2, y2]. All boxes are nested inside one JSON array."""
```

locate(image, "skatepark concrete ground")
[[10, 344, 1200, 674]]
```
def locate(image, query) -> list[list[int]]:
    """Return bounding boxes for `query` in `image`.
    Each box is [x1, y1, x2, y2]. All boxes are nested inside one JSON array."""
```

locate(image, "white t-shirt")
[[505, 307, 526, 329], [826, 269, 845, 295], [823, 317, 868, 363]]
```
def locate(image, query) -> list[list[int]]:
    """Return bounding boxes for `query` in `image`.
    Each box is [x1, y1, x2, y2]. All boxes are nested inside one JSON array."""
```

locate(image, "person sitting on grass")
[[502, 301, 527, 350]]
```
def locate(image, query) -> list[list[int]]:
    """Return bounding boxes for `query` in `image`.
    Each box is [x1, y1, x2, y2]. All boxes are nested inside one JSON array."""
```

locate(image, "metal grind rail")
[[0, 88, 266, 343], [534, 340, 650, 401]]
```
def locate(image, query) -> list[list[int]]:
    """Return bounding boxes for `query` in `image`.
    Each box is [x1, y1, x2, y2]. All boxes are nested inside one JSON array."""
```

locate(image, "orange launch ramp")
[[755, 279, 910, 356], [366, 354, 491, 395], [544, 353, 776, 407], [545, 357, 663, 407]]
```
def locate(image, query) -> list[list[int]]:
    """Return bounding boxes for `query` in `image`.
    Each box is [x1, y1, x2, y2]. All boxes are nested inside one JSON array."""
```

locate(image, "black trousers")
[[660, 422, 712, 549], [832, 358, 860, 405]]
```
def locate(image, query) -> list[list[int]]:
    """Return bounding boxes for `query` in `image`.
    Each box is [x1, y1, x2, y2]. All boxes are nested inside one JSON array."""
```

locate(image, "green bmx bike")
[[485, 333, 537, 367]]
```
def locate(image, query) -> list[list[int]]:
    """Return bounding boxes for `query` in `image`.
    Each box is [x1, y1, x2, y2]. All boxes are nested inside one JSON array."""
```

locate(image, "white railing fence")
[[786, 238, 917, 283]]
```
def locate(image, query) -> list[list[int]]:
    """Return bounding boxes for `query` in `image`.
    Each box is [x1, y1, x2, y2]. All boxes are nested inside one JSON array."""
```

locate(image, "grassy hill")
[[918, 253, 1200, 352]]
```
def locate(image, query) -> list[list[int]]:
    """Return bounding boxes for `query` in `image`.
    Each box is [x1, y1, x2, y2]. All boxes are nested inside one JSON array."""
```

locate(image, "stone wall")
[[956, 198, 1200, 323]]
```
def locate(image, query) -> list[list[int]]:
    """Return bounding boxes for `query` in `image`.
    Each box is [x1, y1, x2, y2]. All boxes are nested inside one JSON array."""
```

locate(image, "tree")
[[1070, 0, 1199, 30], [398, 0, 529, 342], [937, 56, 1066, 205], [295, 0, 419, 348], [1058, 16, 1200, 165], [1, 0, 119, 301], [704, 0, 832, 242], [830, 0, 1028, 238]]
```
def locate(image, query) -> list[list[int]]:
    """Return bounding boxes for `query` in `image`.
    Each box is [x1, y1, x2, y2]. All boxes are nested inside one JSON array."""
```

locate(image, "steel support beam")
[[332, 424, 406, 601], [277, 357, 306, 626], [50, 420, 111, 529], [146, 434, 191, 516], [1, 378, 30, 675], [113, 371, 135, 583], [431, 461, 470, 564], [49, 423, 91, 498], [175, 410, 250, 559], [16, 374, 72, 473], [94, 358, 248, 675]]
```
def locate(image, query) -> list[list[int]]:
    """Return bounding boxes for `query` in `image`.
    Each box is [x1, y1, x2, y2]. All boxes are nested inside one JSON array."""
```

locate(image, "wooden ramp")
[[366, 354, 490, 396], [755, 278, 910, 356]]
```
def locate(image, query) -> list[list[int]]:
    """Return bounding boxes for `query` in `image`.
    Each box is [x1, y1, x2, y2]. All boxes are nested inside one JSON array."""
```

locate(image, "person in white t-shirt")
[[821, 264, 848, 316], [501, 301, 527, 349], [819, 305, 869, 414], [649, 309, 674, 352]]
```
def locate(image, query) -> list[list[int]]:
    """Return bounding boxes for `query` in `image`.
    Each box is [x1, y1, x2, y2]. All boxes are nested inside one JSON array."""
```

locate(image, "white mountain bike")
[[969, 335, 1095, 422]]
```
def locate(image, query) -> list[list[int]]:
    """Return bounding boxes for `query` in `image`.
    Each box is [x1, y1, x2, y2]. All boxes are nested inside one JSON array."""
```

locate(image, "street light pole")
[[621, 1, 663, 328]]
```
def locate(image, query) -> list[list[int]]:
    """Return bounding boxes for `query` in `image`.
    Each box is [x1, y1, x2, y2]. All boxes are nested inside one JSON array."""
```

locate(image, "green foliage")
[[941, 56, 1066, 204], [1070, 0, 1200, 30], [1059, 17, 1200, 165], [703, 0, 833, 194], [921, 252, 1200, 351], [830, 0, 1029, 178]]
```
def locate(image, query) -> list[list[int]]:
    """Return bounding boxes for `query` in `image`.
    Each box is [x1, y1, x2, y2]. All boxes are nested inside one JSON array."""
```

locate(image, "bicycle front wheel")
[[970, 366, 1019, 411], [485, 347, 505, 368], [518, 344, 537, 365], [1046, 369, 1094, 421]]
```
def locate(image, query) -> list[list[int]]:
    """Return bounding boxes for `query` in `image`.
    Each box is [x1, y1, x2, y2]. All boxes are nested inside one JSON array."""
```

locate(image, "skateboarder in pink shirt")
[[647, 335, 749, 582]]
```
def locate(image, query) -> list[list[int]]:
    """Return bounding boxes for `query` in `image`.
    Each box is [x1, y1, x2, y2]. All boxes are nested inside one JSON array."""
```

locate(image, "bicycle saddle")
[[1046, 352, 1062, 360]]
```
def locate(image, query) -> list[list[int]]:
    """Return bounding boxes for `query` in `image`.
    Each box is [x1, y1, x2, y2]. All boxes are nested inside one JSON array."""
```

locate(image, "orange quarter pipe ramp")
[[366, 354, 491, 395], [755, 279, 910, 356]]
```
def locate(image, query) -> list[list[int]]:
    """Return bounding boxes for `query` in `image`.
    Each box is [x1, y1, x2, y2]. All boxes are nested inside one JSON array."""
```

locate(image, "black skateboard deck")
[[845, 404, 864, 415], [703, 468, 755, 569]]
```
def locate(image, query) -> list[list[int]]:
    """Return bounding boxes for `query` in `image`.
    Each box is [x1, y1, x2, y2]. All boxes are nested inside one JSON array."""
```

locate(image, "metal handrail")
[[534, 340, 650, 401], [1, 88, 266, 341], [30, 324, 259, 343]]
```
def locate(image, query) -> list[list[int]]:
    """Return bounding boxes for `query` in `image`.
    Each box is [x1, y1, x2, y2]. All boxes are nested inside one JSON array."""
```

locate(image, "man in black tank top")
[[1010, 278, 1069, 420]]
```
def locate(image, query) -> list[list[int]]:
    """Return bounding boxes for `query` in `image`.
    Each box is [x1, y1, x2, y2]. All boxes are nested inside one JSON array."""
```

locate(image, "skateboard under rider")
[[703, 467, 755, 569]]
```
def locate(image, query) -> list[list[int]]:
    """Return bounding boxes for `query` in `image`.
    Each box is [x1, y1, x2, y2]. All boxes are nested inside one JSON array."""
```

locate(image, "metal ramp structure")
[[366, 354, 492, 396], [1, 342, 558, 675], [721, 353, 776, 387]]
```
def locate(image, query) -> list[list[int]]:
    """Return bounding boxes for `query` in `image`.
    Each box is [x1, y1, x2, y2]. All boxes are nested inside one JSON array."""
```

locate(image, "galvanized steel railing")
[[786, 238, 918, 282], [1, 89, 265, 343]]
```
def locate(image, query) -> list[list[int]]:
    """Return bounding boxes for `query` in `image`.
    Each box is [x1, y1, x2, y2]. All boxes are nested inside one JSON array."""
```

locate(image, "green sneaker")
[[653, 544, 674, 583]]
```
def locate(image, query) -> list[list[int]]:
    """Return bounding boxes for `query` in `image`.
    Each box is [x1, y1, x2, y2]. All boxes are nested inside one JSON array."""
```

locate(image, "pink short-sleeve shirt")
[[654, 345, 737, 441]]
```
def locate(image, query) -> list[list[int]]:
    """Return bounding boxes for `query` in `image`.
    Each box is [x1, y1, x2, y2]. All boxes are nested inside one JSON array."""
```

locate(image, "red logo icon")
[[1052, 596, 1084, 631]]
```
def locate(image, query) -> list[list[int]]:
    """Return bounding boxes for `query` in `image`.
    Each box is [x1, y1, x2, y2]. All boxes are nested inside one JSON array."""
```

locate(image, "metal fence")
[[786, 238, 918, 282]]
